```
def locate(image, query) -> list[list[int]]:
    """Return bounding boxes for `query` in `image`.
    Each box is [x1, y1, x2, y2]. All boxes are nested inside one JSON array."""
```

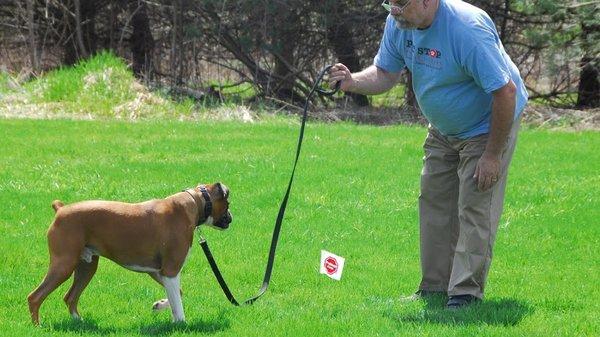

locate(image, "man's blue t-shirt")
[[374, 0, 528, 138]]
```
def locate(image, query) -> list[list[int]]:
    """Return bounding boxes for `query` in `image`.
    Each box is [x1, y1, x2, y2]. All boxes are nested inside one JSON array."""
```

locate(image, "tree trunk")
[[576, 57, 599, 108], [170, 0, 184, 86], [576, 13, 599, 108], [272, 3, 299, 102], [129, 0, 154, 78], [109, 1, 119, 50], [26, 0, 39, 73], [74, 0, 89, 59]]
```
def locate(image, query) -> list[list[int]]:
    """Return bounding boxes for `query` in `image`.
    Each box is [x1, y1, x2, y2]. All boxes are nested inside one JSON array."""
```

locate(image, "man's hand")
[[474, 151, 501, 191], [327, 64, 402, 95], [328, 63, 355, 91]]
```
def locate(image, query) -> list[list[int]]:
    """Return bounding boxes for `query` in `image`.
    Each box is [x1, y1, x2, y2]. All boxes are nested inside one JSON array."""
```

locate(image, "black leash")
[[198, 65, 340, 306]]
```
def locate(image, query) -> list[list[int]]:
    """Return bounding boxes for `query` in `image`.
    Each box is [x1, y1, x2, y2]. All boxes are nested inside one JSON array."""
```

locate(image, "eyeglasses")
[[381, 0, 411, 14]]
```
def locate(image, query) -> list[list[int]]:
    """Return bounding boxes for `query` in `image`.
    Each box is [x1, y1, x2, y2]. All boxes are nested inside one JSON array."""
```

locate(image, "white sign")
[[320, 250, 345, 281]]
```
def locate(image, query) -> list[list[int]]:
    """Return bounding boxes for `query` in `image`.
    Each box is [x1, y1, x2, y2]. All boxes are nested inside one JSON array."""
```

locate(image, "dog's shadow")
[[139, 317, 230, 336], [48, 318, 117, 335], [47, 314, 230, 336], [386, 296, 534, 327]]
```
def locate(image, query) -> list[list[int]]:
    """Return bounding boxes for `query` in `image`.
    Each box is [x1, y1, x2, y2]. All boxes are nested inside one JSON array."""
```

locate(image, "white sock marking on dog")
[[152, 299, 170, 311], [162, 273, 185, 322], [153, 247, 190, 312]]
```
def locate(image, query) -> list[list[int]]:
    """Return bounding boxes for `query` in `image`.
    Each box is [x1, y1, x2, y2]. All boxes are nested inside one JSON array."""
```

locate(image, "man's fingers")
[[328, 74, 344, 83], [332, 63, 347, 72], [484, 175, 492, 191], [328, 64, 348, 80], [479, 175, 489, 191], [478, 174, 500, 191], [328, 71, 347, 81], [327, 63, 352, 91], [475, 157, 501, 191]]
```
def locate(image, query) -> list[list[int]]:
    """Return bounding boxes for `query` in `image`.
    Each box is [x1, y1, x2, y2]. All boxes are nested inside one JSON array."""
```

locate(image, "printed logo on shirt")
[[405, 40, 442, 69], [420, 48, 441, 59], [405, 40, 416, 54]]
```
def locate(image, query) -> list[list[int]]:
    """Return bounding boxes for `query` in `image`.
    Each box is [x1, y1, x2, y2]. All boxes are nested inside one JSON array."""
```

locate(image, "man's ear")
[[215, 182, 229, 199]]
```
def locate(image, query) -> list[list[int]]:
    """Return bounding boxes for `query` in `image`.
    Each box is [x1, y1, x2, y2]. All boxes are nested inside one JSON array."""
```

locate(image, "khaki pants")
[[418, 119, 520, 299]]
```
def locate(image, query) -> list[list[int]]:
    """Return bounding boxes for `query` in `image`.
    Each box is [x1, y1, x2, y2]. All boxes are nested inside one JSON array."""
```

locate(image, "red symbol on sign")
[[428, 49, 437, 58], [324, 256, 338, 275]]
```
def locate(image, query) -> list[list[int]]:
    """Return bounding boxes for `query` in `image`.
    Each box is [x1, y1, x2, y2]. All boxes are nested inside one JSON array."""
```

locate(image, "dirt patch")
[[1, 85, 599, 130], [520, 105, 600, 131], [312, 105, 426, 126], [310, 104, 600, 131]]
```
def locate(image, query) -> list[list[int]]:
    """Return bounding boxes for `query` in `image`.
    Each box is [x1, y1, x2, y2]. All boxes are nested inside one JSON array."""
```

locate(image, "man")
[[329, 0, 528, 309]]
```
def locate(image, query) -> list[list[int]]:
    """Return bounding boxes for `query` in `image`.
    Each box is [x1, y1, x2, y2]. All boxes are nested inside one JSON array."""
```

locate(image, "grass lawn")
[[0, 118, 598, 336]]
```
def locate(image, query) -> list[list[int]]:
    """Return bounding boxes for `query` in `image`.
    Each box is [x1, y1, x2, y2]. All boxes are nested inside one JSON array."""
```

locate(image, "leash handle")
[[314, 64, 341, 97], [199, 64, 339, 306]]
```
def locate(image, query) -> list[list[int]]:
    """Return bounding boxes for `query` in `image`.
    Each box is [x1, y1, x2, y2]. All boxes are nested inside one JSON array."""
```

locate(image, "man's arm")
[[328, 64, 402, 96], [474, 79, 517, 191]]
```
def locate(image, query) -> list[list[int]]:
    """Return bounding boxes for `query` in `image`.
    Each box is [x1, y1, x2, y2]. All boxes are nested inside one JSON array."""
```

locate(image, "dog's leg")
[[63, 255, 99, 320], [28, 256, 79, 325], [149, 272, 185, 311], [148, 272, 169, 311], [28, 224, 84, 325], [161, 272, 185, 322]]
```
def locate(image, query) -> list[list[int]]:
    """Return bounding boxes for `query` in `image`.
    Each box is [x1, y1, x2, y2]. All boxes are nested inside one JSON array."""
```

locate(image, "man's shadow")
[[387, 295, 534, 327]]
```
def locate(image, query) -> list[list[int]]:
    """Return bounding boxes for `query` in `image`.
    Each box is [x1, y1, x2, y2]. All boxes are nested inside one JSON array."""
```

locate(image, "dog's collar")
[[184, 185, 212, 227]]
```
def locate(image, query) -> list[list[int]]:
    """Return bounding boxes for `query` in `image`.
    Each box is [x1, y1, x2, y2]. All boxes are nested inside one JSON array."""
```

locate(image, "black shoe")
[[401, 289, 446, 302], [446, 294, 480, 309]]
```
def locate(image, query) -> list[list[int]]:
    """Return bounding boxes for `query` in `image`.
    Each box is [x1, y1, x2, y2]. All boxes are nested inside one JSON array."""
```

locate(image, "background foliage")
[[1, 0, 598, 109]]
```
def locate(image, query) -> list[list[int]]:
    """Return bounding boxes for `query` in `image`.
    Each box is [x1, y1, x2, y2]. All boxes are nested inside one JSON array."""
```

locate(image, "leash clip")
[[196, 227, 207, 244]]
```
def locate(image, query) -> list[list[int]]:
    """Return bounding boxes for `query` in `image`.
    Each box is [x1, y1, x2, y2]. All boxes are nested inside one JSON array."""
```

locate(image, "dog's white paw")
[[152, 299, 170, 311]]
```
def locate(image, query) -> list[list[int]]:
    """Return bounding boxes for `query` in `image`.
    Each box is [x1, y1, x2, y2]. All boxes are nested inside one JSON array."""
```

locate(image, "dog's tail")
[[51, 200, 64, 212]]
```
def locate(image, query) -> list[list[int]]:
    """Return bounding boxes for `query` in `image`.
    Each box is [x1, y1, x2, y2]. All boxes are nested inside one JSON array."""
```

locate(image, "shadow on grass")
[[139, 316, 230, 336], [387, 296, 534, 327], [47, 314, 229, 336], [48, 317, 117, 334]]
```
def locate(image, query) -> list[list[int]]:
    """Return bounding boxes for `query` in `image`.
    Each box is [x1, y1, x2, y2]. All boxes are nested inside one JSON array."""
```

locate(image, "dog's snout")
[[221, 211, 232, 228], [212, 210, 232, 230]]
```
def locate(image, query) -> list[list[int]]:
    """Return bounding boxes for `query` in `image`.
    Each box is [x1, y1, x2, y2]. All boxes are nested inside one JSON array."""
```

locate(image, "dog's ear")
[[215, 182, 229, 199]]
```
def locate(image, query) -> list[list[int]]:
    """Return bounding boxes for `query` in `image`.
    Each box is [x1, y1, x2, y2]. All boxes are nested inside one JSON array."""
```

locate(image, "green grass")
[[0, 118, 598, 336], [370, 84, 408, 107], [23, 51, 136, 115], [1, 52, 211, 119]]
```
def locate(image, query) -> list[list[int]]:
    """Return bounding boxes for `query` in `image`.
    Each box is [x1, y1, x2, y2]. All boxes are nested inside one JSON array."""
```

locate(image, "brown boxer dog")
[[27, 182, 232, 325]]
